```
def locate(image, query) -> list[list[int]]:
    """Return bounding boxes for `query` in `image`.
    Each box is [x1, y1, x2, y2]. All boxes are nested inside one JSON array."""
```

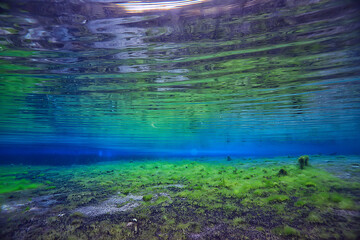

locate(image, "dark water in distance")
[[0, 0, 360, 160]]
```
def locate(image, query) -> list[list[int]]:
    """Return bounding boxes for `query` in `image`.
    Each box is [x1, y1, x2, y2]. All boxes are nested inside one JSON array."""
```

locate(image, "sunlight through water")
[[117, 0, 206, 13]]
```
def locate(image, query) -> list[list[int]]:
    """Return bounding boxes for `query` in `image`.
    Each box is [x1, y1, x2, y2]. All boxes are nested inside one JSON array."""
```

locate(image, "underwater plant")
[[298, 155, 309, 169], [304, 155, 309, 166], [143, 194, 153, 202], [298, 157, 305, 169], [277, 168, 287, 176], [1, 157, 359, 239]]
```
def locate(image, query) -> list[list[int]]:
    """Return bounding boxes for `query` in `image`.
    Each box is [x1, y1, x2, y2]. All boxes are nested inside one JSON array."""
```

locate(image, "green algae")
[[0, 179, 41, 194], [298, 155, 309, 169], [273, 225, 301, 237], [142, 194, 153, 202], [0, 171, 42, 194], [266, 194, 290, 203], [0, 156, 359, 239], [306, 212, 323, 224]]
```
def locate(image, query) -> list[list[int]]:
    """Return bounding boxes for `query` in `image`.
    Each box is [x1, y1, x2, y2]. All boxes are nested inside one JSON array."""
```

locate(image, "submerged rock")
[[277, 169, 287, 176], [76, 202, 141, 217], [1, 194, 58, 214], [1, 202, 26, 213], [32, 195, 58, 207], [154, 184, 185, 189], [75, 194, 143, 217], [126, 218, 138, 233]]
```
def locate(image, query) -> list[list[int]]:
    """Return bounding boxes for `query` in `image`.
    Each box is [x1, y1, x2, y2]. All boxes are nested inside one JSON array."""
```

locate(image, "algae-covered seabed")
[[0, 155, 359, 240]]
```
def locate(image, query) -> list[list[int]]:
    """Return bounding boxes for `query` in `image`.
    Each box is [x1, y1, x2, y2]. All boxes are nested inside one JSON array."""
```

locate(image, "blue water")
[[0, 0, 360, 162]]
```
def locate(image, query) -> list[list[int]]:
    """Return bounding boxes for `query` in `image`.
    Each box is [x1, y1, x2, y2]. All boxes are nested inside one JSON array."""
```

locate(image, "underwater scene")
[[0, 0, 360, 239]]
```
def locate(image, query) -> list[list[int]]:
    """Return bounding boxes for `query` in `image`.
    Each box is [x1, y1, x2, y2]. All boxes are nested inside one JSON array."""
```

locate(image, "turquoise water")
[[0, 0, 359, 159]]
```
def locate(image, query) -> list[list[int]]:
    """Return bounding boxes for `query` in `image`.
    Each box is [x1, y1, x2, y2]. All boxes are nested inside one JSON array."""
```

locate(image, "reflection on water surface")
[[0, 0, 359, 156], [117, 0, 207, 13]]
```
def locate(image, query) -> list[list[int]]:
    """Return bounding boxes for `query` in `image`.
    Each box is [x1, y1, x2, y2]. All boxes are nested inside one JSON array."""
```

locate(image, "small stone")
[[126, 218, 138, 233]]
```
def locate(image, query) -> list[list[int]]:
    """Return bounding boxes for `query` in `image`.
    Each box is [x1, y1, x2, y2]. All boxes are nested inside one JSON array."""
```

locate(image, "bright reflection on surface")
[[117, 0, 206, 13]]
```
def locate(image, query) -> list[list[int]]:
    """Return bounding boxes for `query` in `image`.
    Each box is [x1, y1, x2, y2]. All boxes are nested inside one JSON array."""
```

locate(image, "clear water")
[[0, 0, 360, 239], [0, 0, 359, 159]]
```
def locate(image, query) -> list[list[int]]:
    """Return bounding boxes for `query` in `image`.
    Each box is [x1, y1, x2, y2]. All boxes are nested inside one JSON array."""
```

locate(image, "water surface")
[[0, 0, 359, 157]]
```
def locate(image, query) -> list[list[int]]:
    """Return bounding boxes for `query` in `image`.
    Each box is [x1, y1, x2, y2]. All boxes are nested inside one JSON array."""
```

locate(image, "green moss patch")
[[0, 176, 42, 194], [142, 194, 153, 202], [0, 156, 359, 239]]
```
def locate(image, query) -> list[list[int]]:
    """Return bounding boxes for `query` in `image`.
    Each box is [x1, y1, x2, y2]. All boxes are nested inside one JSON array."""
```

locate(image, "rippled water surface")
[[0, 0, 360, 157]]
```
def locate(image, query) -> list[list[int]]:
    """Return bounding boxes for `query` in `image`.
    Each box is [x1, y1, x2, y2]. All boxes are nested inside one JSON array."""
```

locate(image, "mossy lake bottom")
[[0, 155, 359, 240]]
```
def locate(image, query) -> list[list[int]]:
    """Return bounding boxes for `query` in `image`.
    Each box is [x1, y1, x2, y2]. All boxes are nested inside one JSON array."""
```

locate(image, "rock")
[[74, 195, 142, 217], [277, 169, 287, 176], [126, 218, 138, 233]]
